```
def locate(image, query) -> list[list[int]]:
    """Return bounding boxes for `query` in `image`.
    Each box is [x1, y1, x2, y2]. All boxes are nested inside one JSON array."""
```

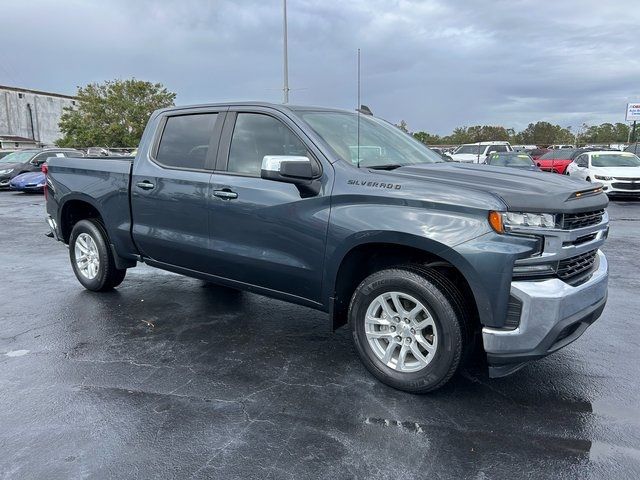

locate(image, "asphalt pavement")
[[1, 191, 639, 479]]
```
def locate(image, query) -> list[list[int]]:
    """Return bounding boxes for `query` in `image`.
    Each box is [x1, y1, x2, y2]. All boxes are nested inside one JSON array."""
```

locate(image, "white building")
[[0, 85, 77, 147]]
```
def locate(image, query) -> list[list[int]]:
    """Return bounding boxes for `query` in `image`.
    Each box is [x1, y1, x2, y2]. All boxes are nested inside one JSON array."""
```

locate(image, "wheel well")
[[331, 243, 479, 330], [60, 200, 102, 243]]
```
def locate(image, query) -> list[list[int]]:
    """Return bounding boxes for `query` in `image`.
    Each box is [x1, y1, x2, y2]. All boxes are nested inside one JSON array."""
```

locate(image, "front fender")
[[323, 203, 537, 328]]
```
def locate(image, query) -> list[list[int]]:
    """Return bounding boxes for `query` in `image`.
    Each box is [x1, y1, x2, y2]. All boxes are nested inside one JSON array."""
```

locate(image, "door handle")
[[136, 180, 155, 190], [213, 189, 238, 200]]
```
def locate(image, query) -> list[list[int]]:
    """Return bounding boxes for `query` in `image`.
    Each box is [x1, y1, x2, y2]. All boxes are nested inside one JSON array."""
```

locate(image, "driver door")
[[207, 109, 333, 304]]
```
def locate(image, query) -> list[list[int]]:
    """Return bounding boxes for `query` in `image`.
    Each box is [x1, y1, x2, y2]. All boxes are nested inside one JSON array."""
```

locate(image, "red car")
[[536, 148, 605, 174], [526, 148, 549, 162]]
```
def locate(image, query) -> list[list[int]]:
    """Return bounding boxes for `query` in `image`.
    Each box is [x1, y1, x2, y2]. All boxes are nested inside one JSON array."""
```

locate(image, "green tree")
[[395, 120, 409, 133], [413, 131, 443, 145], [579, 122, 630, 144], [56, 79, 176, 148], [515, 121, 573, 146]]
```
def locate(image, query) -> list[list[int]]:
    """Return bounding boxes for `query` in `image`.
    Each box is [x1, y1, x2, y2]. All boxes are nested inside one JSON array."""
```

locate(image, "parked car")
[[9, 171, 46, 192], [485, 152, 540, 171], [0, 150, 17, 160], [45, 102, 609, 393], [548, 144, 575, 150], [536, 148, 599, 174], [86, 147, 111, 156], [511, 145, 537, 152], [625, 142, 640, 155], [566, 151, 640, 196], [526, 148, 550, 161], [0, 148, 83, 189], [450, 141, 513, 163], [429, 147, 453, 162]]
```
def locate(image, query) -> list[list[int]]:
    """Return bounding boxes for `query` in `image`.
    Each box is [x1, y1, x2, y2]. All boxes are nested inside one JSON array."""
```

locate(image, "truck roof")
[[157, 102, 352, 115]]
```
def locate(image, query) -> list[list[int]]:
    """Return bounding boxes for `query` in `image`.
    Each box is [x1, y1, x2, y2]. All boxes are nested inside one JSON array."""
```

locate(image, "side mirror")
[[261, 155, 320, 196], [261, 156, 315, 182]]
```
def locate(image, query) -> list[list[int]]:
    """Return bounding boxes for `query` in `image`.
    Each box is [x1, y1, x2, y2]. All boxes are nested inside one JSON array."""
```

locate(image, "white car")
[[549, 144, 575, 150], [566, 151, 640, 196], [450, 141, 512, 163]]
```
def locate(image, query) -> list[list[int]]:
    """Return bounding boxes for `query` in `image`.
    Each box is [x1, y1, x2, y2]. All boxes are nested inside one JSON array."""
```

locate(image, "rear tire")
[[69, 219, 127, 291], [349, 267, 470, 393]]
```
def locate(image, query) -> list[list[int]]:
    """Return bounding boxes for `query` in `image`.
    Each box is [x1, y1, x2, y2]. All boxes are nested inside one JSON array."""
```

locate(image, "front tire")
[[349, 267, 469, 393], [69, 219, 127, 291]]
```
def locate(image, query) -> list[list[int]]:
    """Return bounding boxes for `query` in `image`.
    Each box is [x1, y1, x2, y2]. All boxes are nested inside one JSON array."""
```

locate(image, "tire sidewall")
[[69, 220, 112, 291], [350, 272, 462, 392]]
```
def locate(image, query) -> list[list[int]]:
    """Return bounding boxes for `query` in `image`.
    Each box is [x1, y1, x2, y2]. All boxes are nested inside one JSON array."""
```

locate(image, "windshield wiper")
[[367, 164, 405, 170]]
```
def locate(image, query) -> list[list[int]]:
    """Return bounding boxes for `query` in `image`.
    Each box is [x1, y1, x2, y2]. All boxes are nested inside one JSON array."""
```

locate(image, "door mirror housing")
[[261, 156, 315, 182], [261, 155, 320, 196]]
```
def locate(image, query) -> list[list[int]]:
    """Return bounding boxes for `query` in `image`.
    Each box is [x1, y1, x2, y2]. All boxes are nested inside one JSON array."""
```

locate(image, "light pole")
[[282, 0, 289, 104]]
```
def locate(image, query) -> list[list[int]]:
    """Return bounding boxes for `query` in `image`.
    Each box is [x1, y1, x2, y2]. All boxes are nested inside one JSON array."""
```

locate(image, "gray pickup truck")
[[45, 103, 609, 392]]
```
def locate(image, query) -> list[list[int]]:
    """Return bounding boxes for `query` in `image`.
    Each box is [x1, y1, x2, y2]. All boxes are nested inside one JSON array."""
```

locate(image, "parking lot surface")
[[1, 192, 639, 479]]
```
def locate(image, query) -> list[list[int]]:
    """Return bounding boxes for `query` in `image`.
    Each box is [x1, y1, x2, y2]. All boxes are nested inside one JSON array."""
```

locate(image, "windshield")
[[488, 154, 533, 167], [0, 150, 36, 164], [299, 112, 443, 168], [454, 145, 485, 155], [591, 153, 640, 167]]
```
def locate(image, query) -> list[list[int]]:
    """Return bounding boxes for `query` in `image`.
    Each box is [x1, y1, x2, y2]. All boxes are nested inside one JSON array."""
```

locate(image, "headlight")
[[594, 175, 612, 181], [489, 211, 557, 233], [0, 168, 14, 175]]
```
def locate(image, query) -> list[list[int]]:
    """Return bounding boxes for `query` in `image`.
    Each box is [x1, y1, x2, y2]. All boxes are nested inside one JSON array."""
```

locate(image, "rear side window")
[[156, 113, 218, 170], [227, 113, 307, 176]]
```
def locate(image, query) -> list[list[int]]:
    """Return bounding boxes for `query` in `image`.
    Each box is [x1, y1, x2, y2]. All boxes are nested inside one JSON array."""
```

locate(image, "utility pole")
[[282, 0, 289, 104], [632, 121, 637, 144]]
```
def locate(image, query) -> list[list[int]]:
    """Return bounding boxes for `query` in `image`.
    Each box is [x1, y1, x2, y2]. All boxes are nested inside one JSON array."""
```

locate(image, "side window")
[[493, 145, 508, 153], [227, 113, 308, 176], [33, 153, 52, 164], [576, 155, 587, 167], [156, 113, 218, 170]]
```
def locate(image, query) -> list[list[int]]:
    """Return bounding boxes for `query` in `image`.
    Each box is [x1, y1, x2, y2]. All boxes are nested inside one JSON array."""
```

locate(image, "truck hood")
[[383, 162, 608, 213]]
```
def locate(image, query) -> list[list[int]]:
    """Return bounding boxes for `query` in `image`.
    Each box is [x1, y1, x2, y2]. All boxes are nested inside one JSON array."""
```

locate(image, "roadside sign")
[[626, 103, 640, 121]]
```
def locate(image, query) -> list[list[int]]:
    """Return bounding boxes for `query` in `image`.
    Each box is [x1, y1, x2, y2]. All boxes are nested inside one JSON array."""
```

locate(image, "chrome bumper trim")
[[482, 250, 608, 355]]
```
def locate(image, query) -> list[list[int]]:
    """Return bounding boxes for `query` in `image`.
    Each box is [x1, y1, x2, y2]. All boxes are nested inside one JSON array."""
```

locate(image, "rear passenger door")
[[207, 108, 332, 304], [131, 109, 225, 271]]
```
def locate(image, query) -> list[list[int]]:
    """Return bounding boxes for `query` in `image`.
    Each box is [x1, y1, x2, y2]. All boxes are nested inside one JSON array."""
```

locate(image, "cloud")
[[1, 0, 638, 134]]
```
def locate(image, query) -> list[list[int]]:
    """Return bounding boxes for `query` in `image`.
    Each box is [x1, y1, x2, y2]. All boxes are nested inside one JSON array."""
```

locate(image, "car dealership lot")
[[1, 192, 639, 479]]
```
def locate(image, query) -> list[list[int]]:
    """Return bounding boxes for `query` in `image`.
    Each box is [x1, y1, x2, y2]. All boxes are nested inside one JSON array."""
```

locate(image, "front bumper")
[[599, 179, 640, 196], [0, 177, 10, 189], [483, 250, 608, 377]]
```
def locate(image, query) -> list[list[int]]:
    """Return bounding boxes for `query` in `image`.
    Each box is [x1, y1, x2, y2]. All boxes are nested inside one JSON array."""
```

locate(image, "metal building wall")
[[0, 87, 76, 146]]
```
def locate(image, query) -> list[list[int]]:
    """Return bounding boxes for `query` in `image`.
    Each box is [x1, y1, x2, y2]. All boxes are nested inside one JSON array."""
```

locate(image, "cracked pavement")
[[1, 192, 639, 479]]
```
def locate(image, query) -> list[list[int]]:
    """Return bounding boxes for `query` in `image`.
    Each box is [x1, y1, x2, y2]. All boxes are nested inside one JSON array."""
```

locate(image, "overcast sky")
[[2, 0, 639, 134]]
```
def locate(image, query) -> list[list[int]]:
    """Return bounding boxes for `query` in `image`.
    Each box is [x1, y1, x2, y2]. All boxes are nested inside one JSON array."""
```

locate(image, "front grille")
[[614, 177, 640, 181], [561, 209, 604, 229], [611, 182, 640, 190], [557, 249, 598, 282]]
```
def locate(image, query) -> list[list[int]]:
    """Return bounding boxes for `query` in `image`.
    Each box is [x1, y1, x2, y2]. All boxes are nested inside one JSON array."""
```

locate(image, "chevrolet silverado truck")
[[45, 103, 610, 393]]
